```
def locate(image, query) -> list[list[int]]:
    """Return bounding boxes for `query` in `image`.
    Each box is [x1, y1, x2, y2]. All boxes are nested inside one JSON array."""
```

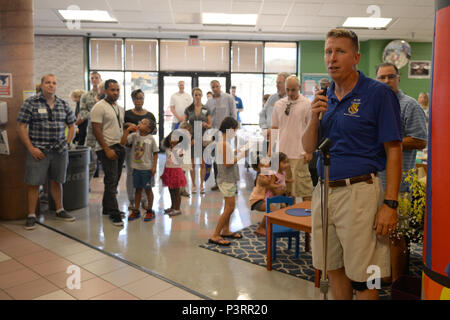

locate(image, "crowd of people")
[[16, 28, 429, 300]]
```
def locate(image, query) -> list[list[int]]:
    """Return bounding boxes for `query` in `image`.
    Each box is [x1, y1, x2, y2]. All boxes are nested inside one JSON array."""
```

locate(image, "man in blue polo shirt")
[[17, 74, 77, 230], [303, 29, 402, 300], [231, 86, 244, 125]]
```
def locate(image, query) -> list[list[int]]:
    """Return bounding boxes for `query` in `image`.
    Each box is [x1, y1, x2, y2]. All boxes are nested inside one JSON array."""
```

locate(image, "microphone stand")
[[317, 137, 332, 300]]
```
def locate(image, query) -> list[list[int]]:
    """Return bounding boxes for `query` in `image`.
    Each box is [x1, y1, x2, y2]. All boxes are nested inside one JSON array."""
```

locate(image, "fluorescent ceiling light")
[[342, 17, 392, 29], [58, 10, 117, 23], [202, 13, 257, 26]]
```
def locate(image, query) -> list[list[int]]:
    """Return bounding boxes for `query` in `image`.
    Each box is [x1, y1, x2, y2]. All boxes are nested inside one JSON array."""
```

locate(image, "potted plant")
[[389, 168, 426, 285]]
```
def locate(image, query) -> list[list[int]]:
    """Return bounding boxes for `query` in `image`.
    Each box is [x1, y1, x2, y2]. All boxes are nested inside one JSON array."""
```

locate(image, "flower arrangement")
[[393, 168, 426, 247]]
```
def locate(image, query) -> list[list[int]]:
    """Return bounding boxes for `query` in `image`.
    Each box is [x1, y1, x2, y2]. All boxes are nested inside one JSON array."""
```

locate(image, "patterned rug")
[[200, 224, 424, 300]]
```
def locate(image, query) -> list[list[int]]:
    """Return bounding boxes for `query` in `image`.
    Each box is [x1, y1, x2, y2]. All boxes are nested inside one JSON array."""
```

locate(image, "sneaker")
[[24, 216, 37, 230], [110, 214, 123, 226], [168, 210, 181, 217], [119, 211, 126, 218], [56, 210, 75, 222], [144, 210, 155, 222], [128, 210, 141, 221]]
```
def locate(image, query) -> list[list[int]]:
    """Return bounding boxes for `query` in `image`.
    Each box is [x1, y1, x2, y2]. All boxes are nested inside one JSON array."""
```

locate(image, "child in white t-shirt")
[[121, 118, 158, 222]]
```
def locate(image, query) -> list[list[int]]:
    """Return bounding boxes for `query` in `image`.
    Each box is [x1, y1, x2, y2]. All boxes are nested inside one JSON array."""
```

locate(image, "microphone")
[[318, 78, 330, 120]]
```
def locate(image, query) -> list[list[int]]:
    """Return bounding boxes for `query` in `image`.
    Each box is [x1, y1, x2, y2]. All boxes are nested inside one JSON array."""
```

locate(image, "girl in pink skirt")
[[161, 131, 187, 216]]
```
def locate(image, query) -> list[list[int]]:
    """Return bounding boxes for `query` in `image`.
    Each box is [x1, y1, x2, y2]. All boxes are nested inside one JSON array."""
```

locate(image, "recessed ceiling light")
[[342, 17, 392, 29], [202, 13, 257, 26], [58, 10, 117, 23]]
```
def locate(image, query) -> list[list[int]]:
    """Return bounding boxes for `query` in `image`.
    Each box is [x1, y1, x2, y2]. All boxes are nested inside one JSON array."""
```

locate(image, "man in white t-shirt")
[[271, 75, 313, 201], [91, 79, 126, 227], [170, 81, 193, 130]]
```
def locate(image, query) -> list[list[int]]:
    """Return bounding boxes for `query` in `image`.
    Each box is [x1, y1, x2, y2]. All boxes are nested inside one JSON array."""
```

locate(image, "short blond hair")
[[41, 74, 56, 84], [71, 89, 85, 99], [326, 28, 359, 52]]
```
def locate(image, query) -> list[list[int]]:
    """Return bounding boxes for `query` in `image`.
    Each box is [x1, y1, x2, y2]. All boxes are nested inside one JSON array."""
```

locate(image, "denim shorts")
[[25, 149, 68, 185], [132, 169, 154, 189]]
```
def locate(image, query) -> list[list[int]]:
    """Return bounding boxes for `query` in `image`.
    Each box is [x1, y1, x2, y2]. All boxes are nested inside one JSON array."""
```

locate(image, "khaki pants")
[[311, 176, 390, 282], [286, 158, 313, 198]]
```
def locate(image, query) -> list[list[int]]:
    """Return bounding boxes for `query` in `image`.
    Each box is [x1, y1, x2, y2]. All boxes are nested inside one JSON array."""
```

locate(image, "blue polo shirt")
[[234, 95, 243, 122], [317, 71, 402, 180]]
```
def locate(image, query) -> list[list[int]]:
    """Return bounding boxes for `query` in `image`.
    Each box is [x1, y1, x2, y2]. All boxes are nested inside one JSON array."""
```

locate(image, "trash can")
[[49, 146, 90, 211]]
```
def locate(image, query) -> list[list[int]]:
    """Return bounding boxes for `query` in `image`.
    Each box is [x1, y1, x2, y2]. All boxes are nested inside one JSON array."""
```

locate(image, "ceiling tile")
[[231, 1, 262, 14], [380, 5, 435, 18], [261, 2, 292, 15], [107, 0, 142, 11], [257, 14, 286, 27], [174, 13, 201, 24], [201, 0, 233, 13], [35, 0, 110, 10], [171, 0, 201, 14], [112, 11, 146, 23], [34, 9, 59, 20], [318, 4, 373, 17], [286, 16, 343, 28], [140, 0, 171, 12], [291, 3, 323, 16]]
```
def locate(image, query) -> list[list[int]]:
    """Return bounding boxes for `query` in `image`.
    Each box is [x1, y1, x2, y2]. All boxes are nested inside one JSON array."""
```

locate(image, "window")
[[231, 41, 263, 73], [125, 39, 158, 71], [231, 74, 263, 125], [264, 42, 297, 74], [264, 74, 278, 96], [160, 40, 229, 72], [90, 39, 123, 70]]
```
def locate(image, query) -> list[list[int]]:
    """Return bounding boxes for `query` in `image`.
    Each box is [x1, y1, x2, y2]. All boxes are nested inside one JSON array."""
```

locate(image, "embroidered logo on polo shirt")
[[344, 98, 361, 117]]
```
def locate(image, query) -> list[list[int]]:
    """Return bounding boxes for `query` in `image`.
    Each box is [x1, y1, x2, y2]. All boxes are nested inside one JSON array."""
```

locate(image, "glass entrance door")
[[158, 73, 229, 142], [198, 76, 227, 105], [162, 76, 192, 141]]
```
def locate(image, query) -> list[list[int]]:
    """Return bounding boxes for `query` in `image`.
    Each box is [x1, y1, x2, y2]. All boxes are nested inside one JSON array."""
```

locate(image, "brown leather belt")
[[328, 173, 376, 188]]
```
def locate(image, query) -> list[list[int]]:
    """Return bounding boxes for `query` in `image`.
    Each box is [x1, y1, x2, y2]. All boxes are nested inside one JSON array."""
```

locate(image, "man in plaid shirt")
[[17, 74, 77, 230]]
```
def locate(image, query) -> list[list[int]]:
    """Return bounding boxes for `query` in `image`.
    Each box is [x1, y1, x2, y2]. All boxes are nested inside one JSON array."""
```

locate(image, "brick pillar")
[[0, 0, 34, 220]]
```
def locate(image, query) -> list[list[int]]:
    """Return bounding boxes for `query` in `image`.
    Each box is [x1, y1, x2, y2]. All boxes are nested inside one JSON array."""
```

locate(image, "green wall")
[[298, 39, 432, 100]]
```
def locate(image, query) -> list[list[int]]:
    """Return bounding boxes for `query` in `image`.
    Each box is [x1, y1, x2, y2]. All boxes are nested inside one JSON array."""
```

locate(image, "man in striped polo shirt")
[[375, 62, 428, 283], [375, 62, 428, 192]]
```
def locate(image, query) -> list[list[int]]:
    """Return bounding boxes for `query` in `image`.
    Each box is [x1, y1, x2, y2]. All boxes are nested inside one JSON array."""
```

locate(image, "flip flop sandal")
[[220, 232, 243, 239], [254, 231, 266, 237], [208, 238, 231, 246]]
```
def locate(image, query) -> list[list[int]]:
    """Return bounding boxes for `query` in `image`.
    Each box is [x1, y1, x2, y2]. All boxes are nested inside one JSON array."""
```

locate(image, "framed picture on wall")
[[302, 73, 332, 101], [409, 61, 431, 79]]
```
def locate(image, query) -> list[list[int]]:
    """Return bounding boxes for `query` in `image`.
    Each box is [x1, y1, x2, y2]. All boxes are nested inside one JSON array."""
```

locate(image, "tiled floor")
[[0, 224, 203, 300], [1, 153, 322, 300]]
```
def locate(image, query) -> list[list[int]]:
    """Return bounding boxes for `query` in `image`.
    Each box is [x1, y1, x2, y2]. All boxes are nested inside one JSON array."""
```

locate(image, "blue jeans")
[[96, 144, 125, 216]]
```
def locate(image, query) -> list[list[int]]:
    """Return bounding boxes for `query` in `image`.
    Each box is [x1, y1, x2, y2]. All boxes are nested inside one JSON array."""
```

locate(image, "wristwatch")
[[383, 199, 399, 209]]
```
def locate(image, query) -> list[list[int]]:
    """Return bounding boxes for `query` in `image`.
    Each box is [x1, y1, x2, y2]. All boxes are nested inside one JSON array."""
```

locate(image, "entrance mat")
[[200, 224, 424, 300]]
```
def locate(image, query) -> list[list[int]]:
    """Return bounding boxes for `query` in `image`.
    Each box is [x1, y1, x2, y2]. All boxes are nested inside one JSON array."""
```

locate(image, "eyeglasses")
[[376, 74, 398, 80], [285, 102, 293, 116]]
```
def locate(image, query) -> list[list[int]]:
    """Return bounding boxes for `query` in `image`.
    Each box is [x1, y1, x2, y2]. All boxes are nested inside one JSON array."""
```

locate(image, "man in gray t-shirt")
[[205, 80, 237, 190]]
